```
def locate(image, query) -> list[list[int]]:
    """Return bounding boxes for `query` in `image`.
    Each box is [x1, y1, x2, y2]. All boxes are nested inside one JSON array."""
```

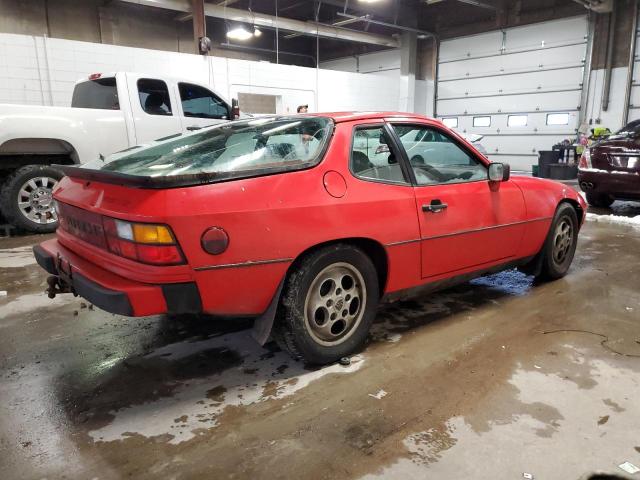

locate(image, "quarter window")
[[507, 114, 527, 127], [473, 116, 491, 127], [350, 127, 408, 184], [441, 117, 458, 128], [137, 78, 172, 116], [392, 125, 487, 186], [179, 83, 229, 119]]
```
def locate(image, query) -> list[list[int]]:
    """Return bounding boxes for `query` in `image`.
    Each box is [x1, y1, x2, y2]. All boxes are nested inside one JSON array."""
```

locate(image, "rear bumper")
[[578, 170, 640, 200], [34, 239, 202, 317]]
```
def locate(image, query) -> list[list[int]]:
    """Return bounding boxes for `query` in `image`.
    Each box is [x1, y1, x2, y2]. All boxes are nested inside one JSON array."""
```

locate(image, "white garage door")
[[436, 16, 588, 171], [627, 9, 640, 123]]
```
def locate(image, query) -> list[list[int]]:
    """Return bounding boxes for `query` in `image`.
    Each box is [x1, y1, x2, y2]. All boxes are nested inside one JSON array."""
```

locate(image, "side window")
[[179, 83, 229, 119], [392, 125, 487, 186], [350, 126, 408, 184], [138, 78, 172, 116]]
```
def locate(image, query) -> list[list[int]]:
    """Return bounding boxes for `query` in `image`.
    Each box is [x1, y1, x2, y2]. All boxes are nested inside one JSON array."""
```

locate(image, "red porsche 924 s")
[[34, 112, 586, 364]]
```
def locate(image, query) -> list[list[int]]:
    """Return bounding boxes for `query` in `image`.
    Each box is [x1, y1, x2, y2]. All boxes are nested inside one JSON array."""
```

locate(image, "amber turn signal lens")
[[132, 224, 174, 244], [201, 227, 229, 255]]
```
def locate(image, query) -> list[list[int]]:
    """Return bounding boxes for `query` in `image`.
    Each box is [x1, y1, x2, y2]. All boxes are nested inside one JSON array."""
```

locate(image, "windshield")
[[97, 116, 333, 178]]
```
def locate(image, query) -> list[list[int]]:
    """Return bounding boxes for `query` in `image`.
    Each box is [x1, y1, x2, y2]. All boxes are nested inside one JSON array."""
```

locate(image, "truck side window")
[[178, 83, 229, 119], [137, 78, 172, 116]]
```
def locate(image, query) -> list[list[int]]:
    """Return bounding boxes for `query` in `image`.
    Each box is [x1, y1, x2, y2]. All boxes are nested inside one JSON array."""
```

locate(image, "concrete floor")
[[1, 204, 640, 480]]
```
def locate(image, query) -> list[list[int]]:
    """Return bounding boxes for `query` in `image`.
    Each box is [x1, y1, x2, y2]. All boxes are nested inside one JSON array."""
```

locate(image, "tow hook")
[[46, 275, 74, 299]]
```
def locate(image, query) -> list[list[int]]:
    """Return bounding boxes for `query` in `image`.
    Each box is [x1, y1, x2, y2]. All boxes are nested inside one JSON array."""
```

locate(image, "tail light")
[[578, 148, 592, 169], [102, 218, 185, 266]]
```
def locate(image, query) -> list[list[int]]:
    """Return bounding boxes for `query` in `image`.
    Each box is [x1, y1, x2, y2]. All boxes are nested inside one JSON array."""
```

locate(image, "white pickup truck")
[[0, 72, 237, 233]]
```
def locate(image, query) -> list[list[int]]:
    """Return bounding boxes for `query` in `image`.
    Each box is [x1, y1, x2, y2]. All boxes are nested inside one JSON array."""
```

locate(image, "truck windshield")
[[71, 78, 119, 110], [99, 116, 333, 179]]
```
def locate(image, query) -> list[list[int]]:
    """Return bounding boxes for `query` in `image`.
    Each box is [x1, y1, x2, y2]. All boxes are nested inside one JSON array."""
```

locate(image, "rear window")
[[71, 78, 119, 110], [99, 116, 334, 180]]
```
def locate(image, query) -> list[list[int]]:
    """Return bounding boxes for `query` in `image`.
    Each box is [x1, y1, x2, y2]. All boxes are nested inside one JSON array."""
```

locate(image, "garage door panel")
[[437, 91, 582, 116], [439, 68, 583, 98], [483, 154, 538, 171], [503, 16, 587, 49], [456, 111, 579, 133], [478, 135, 573, 155], [438, 31, 503, 62], [438, 44, 586, 80]]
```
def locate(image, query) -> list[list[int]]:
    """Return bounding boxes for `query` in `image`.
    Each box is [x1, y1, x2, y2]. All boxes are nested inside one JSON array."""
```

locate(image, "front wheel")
[[0, 165, 62, 233], [537, 203, 579, 280], [273, 244, 379, 364]]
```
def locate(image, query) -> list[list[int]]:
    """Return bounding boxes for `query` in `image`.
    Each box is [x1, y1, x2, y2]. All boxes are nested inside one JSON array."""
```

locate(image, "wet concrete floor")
[[1, 205, 639, 480]]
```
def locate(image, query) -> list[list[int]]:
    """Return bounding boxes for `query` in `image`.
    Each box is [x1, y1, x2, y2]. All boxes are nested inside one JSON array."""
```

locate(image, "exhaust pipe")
[[580, 182, 594, 190]]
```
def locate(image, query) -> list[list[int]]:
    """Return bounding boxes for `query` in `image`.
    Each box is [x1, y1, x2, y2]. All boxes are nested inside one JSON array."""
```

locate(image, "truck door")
[[126, 74, 182, 144], [175, 82, 231, 133]]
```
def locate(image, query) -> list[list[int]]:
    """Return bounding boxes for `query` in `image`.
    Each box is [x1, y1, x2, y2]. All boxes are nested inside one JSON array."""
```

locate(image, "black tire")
[[273, 244, 379, 365], [585, 192, 614, 208], [537, 203, 579, 280], [0, 165, 63, 233]]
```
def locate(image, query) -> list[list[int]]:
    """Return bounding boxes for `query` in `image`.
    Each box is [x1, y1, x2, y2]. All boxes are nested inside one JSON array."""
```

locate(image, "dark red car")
[[578, 120, 640, 207], [34, 112, 586, 364]]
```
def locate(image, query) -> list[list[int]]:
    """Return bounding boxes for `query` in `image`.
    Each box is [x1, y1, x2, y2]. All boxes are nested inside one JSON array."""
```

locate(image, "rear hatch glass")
[[84, 117, 333, 185]]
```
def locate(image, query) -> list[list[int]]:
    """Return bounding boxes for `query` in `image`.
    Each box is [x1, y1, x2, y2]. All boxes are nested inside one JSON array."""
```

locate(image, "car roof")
[[306, 111, 440, 124]]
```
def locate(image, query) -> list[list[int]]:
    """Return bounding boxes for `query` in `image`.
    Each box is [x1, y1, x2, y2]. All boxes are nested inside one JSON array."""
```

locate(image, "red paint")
[[37, 112, 586, 317]]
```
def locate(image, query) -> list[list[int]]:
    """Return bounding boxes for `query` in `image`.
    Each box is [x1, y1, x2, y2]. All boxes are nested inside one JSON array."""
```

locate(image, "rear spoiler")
[[56, 162, 314, 189], [57, 165, 226, 189]]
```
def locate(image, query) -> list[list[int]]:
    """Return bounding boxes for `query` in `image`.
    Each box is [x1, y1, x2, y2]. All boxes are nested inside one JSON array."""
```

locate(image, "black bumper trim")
[[162, 282, 202, 314], [33, 245, 58, 275], [73, 272, 134, 316]]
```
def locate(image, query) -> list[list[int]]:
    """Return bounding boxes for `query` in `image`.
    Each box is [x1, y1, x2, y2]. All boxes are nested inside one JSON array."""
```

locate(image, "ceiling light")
[[253, 26, 262, 37], [227, 26, 253, 41], [358, 0, 383, 3]]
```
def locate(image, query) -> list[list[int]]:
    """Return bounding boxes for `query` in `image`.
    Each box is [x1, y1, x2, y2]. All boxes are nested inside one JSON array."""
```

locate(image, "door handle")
[[186, 125, 202, 131], [422, 200, 448, 213]]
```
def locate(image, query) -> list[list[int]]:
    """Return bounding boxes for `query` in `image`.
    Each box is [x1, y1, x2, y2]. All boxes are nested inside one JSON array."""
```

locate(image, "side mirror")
[[488, 162, 510, 182]]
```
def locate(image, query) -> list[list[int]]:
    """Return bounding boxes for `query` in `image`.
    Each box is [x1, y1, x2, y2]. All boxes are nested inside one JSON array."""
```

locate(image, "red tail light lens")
[[578, 148, 592, 169], [102, 217, 185, 266]]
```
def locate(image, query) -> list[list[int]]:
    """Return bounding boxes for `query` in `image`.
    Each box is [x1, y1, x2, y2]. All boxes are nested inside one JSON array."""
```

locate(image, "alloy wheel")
[[17, 176, 59, 225], [552, 218, 573, 265], [303, 262, 367, 347]]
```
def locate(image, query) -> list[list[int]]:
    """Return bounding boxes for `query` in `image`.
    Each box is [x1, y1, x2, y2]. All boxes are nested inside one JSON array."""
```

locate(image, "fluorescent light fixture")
[[253, 27, 262, 37], [227, 26, 253, 41]]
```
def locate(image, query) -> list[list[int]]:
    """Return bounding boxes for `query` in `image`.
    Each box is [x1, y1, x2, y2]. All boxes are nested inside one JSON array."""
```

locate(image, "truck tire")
[[273, 244, 379, 365], [0, 165, 63, 233]]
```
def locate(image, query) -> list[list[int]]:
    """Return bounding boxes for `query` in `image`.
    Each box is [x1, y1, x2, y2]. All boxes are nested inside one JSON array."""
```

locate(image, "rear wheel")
[[537, 203, 579, 280], [273, 244, 379, 364], [585, 192, 614, 208], [0, 165, 62, 233]]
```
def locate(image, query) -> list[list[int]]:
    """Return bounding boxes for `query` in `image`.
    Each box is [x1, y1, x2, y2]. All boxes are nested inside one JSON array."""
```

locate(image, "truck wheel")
[[0, 165, 62, 233], [537, 203, 579, 280], [585, 192, 614, 208], [273, 244, 379, 365]]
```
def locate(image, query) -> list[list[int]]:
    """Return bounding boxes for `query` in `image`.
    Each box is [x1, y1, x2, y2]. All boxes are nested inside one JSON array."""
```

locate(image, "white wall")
[[585, 67, 629, 132], [320, 49, 400, 76], [0, 32, 401, 114]]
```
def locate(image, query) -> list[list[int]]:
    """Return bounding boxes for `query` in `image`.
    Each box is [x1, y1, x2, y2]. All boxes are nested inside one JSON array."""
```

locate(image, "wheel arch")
[[558, 198, 584, 229], [287, 237, 389, 297], [0, 137, 79, 168]]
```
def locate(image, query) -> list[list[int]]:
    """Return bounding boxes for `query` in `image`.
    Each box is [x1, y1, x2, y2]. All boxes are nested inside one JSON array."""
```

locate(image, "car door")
[[177, 82, 231, 133], [388, 122, 527, 279], [125, 74, 182, 144]]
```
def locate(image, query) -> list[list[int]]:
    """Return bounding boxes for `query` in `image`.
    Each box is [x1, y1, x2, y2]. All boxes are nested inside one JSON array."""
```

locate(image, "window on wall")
[[441, 117, 458, 128], [546, 113, 570, 125], [179, 83, 229, 119], [138, 78, 172, 116], [473, 116, 491, 127], [391, 124, 487, 186], [507, 115, 527, 127]]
